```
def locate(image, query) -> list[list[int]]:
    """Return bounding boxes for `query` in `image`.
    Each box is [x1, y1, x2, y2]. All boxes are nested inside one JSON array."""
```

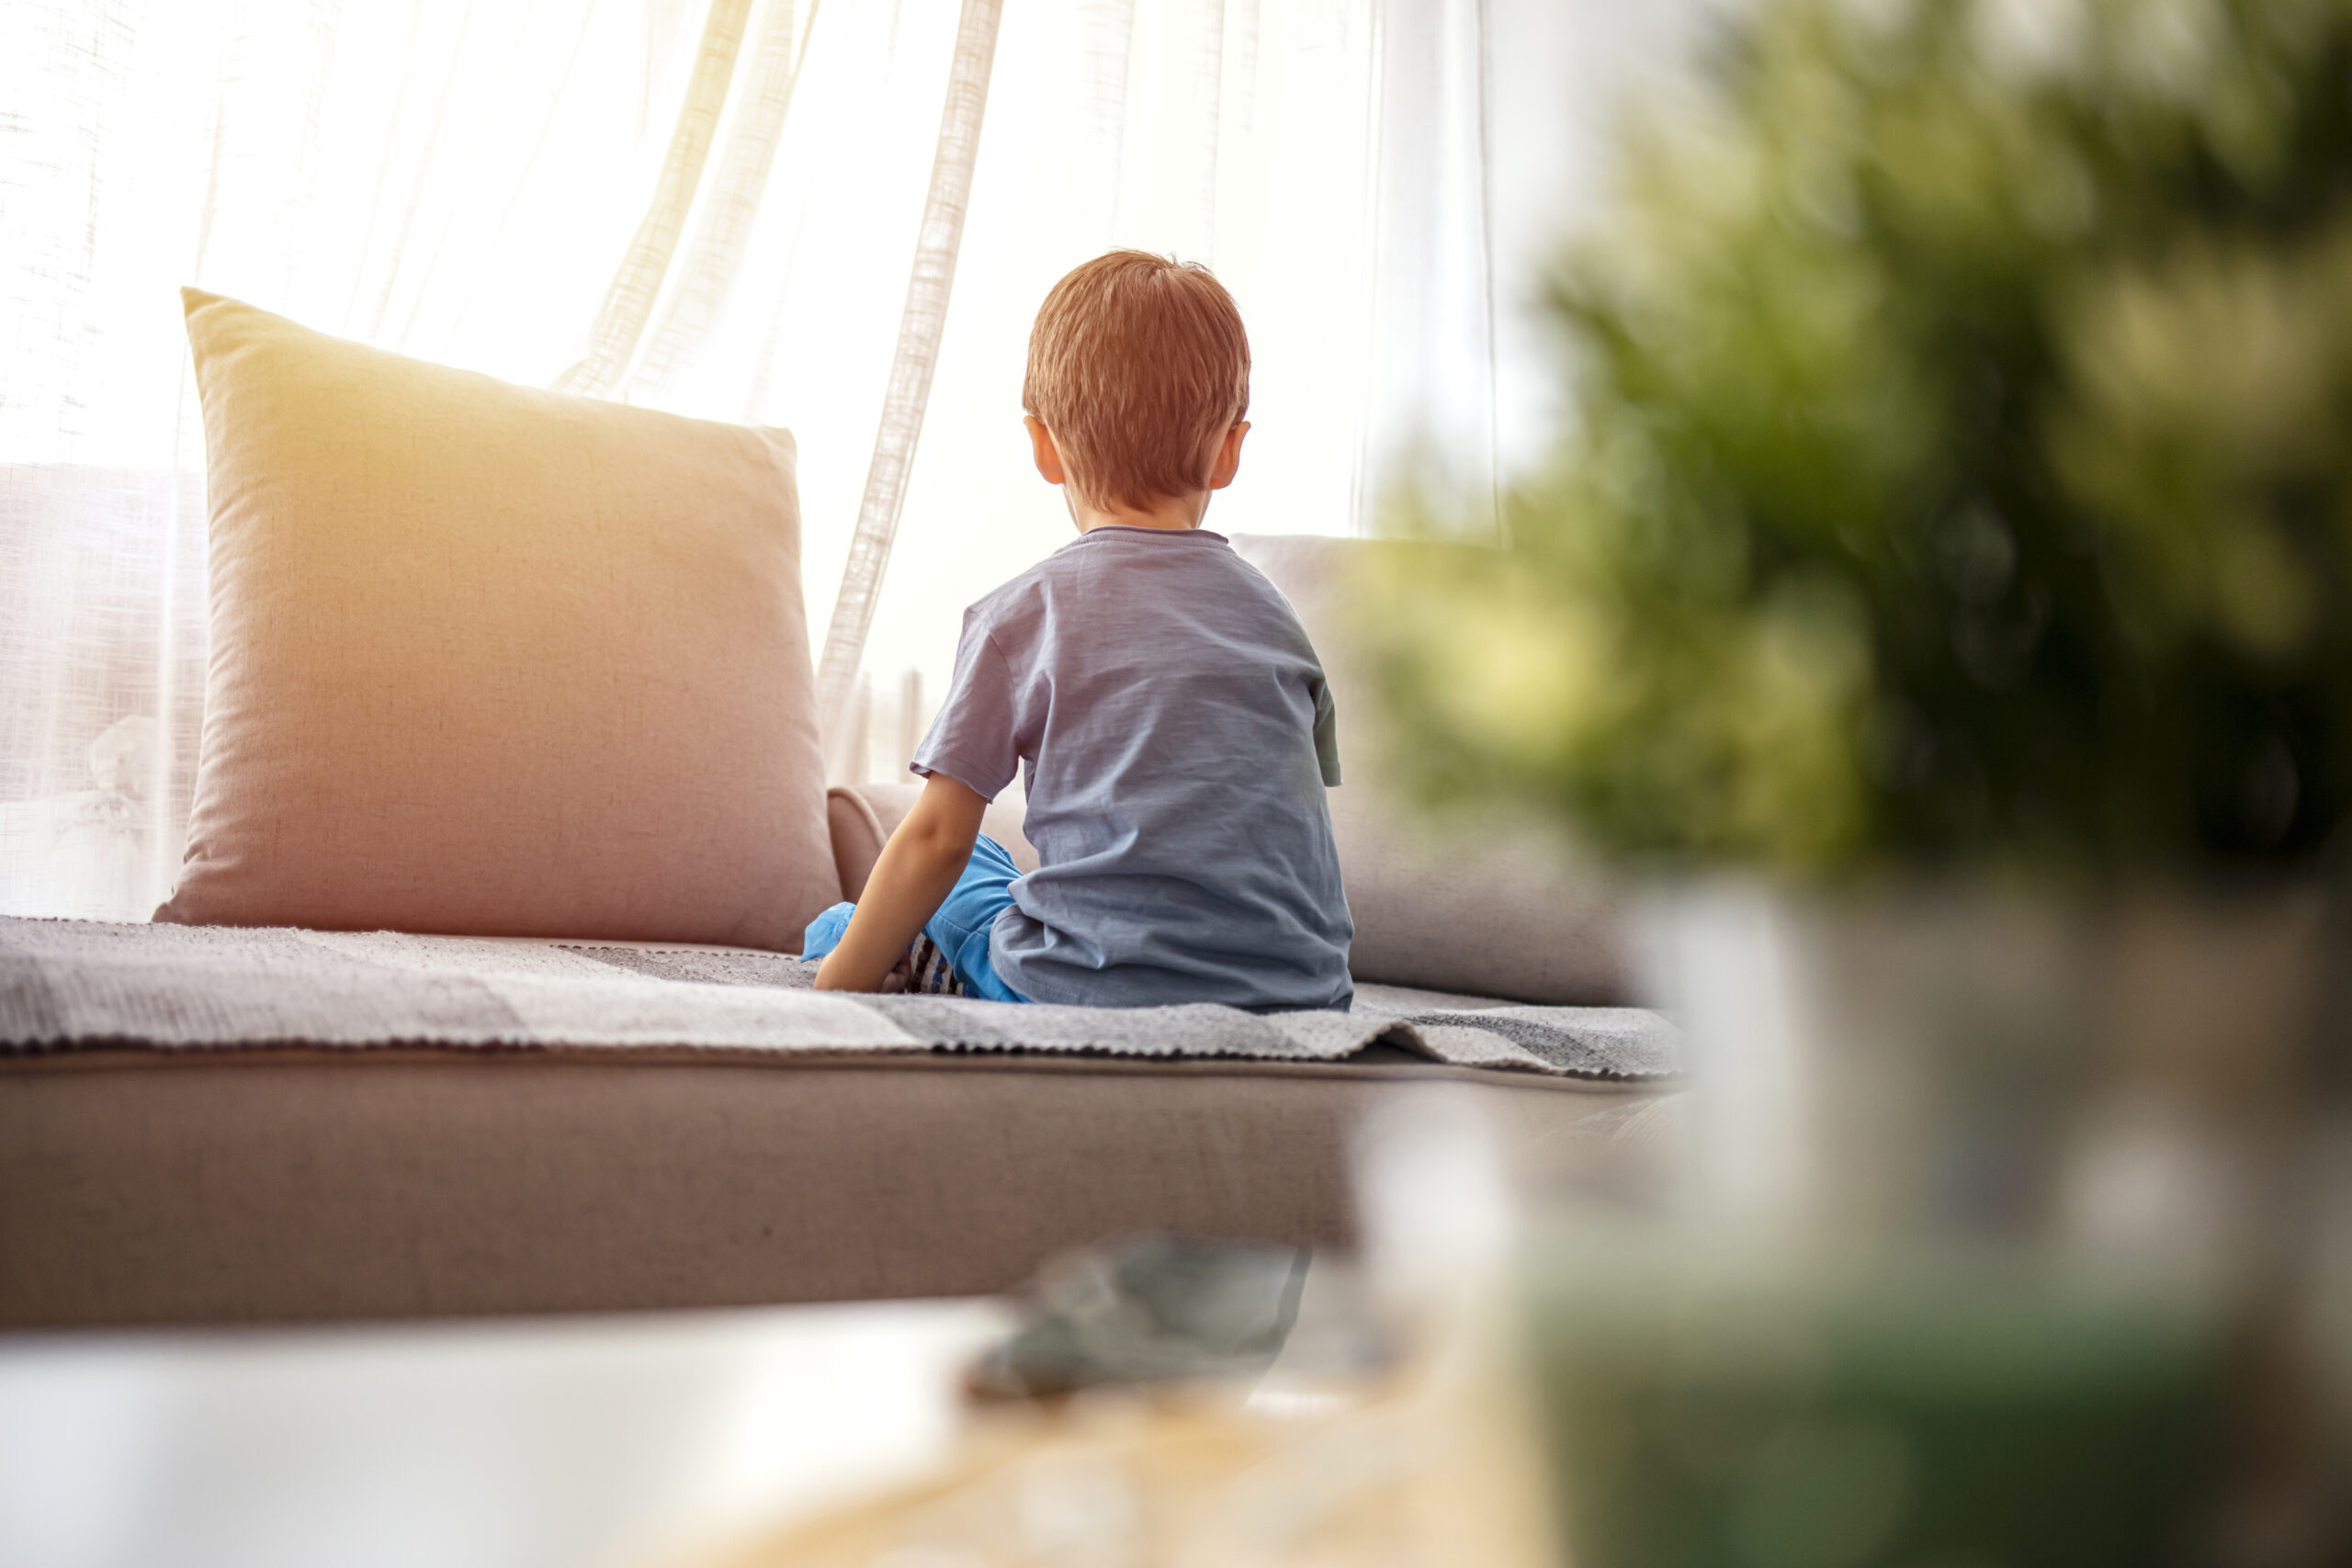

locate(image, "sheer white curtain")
[[5, 0, 700, 921], [2, 0, 1526, 919]]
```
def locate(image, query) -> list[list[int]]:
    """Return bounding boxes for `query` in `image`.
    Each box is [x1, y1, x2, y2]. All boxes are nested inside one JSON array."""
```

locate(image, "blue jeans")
[[800, 833, 1028, 1002]]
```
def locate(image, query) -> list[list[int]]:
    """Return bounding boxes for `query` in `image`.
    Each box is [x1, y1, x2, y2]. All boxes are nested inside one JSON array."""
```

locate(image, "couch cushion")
[[1229, 535, 1631, 1005], [0, 915, 1673, 1327], [154, 290, 836, 949]]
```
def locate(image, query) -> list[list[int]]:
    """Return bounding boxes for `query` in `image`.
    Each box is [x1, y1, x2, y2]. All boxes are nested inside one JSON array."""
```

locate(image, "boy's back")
[[808, 250, 1354, 1010], [914, 523, 1353, 1011]]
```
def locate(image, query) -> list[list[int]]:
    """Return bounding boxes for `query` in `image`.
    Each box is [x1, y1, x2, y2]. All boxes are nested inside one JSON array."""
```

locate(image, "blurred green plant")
[[1365, 0, 2352, 878]]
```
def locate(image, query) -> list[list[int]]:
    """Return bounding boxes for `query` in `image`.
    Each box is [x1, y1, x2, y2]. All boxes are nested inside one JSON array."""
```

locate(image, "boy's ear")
[[1207, 421, 1250, 491], [1025, 416, 1066, 487]]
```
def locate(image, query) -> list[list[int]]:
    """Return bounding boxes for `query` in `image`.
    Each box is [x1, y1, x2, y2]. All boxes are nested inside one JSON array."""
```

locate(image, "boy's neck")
[[1069, 491, 1209, 534]]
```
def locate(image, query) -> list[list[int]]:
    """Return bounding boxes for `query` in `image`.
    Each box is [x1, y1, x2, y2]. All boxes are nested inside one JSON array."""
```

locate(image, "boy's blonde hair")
[[1023, 251, 1250, 513]]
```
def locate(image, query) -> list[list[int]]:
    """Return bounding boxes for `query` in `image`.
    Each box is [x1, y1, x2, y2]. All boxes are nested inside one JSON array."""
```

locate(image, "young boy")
[[807, 251, 1353, 1011]]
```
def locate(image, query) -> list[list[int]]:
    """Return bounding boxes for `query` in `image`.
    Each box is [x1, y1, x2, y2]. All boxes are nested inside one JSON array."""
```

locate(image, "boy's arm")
[[813, 773, 989, 992]]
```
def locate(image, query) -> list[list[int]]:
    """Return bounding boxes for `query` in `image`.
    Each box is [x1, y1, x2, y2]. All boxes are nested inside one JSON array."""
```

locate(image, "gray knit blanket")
[[0, 917, 1678, 1079]]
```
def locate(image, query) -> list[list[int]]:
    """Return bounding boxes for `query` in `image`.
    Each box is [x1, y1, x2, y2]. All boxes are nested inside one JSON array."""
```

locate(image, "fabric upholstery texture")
[[0, 1049, 1650, 1328], [0, 916, 1681, 1078], [1229, 534, 1633, 1005], [826, 785, 894, 901], [154, 291, 837, 949]]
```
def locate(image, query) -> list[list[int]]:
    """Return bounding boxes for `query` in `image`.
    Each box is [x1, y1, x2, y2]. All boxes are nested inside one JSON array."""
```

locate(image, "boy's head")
[[1023, 251, 1250, 514]]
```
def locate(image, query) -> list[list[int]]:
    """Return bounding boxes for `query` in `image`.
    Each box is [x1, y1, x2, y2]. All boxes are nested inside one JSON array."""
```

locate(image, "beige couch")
[[0, 535, 1660, 1331]]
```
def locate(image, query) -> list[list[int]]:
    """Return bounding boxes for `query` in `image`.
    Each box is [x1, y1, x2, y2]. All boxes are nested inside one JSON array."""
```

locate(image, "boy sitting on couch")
[[805, 250, 1354, 1010]]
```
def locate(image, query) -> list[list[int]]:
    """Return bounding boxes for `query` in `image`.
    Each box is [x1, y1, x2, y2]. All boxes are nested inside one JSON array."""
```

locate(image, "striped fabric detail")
[[906, 931, 967, 996]]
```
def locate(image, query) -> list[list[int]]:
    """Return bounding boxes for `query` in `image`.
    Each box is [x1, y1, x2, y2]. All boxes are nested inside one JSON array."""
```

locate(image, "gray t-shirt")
[[911, 525, 1354, 1011]]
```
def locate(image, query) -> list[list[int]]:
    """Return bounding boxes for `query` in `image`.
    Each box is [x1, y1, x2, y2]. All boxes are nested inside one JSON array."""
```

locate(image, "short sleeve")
[[910, 611, 1023, 801], [1312, 671, 1342, 787]]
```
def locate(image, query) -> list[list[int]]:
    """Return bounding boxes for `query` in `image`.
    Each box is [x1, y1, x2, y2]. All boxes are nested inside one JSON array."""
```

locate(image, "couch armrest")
[[825, 782, 1039, 901]]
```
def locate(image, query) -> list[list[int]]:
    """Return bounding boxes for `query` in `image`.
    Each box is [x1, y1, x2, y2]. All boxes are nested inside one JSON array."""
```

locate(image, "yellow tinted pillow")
[[155, 290, 837, 948]]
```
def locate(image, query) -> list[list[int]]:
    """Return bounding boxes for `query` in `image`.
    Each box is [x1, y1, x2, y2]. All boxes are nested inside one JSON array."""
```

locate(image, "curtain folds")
[[552, 0, 756, 396], [1364, 0, 1499, 539], [813, 0, 1003, 751], [621, 0, 816, 400]]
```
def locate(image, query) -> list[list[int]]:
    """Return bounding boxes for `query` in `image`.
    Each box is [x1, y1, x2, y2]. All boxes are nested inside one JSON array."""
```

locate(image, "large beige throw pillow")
[[155, 290, 838, 949]]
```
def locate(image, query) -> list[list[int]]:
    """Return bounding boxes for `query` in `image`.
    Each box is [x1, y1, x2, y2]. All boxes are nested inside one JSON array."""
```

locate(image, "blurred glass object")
[[1343, 0, 2352, 1559], [965, 1235, 1313, 1401], [1517, 884, 2343, 1568], [696, 1251, 1556, 1568], [1528, 1233, 2226, 1568], [687, 1098, 1570, 1566]]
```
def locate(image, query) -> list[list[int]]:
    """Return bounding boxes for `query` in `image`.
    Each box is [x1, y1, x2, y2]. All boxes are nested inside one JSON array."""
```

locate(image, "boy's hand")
[[813, 773, 989, 992]]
